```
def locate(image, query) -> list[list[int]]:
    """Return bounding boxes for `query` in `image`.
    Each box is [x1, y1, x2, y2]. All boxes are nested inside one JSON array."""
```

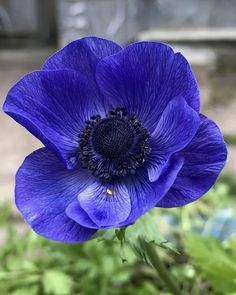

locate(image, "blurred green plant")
[[0, 209, 161, 295], [0, 179, 236, 295], [185, 234, 236, 294]]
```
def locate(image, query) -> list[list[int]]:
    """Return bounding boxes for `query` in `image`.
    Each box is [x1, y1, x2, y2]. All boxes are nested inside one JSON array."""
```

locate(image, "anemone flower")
[[3, 37, 227, 242]]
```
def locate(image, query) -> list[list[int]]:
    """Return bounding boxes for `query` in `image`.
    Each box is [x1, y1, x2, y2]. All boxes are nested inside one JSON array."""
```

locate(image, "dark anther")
[[108, 110, 116, 116], [78, 107, 151, 182], [91, 115, 101, 121]]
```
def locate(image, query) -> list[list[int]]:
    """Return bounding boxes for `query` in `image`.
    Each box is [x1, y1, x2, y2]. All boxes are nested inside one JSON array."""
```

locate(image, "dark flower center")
[[78, 107, 151, 182], [92, 118, 134, 159]]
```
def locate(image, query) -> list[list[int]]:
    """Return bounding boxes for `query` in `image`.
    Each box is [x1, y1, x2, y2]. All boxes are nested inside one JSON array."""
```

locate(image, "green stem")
[[143, 241, 182, 295]]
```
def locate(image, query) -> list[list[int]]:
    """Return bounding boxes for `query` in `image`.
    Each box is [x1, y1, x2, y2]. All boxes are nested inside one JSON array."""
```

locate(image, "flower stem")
[[143, 241, 182, 295]]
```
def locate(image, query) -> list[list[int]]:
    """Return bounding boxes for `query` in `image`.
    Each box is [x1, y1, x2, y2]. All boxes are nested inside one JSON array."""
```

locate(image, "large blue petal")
[[157, 115, 227, 208], [68, 156, 183, 229], [43, 36, 122, 90], [120, 155, 184, 226], [78, 182, 131, 227], [15, 148, 96, 242], [3, 69, 100, 169], [147, 96, 200, 182], [96, 41, 200, 132]]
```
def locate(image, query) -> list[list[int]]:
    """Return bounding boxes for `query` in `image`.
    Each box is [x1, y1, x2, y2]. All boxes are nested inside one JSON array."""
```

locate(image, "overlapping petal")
[[68, 155, 184, 229], [3, 69, 101, 169], [78, 182, 131, 227], [96, 42, 200, 132], [15, 148, 97, 242], [120, 156, 184, 226], [157, 115, 227, 208], [43, 36, 122, 90], [147, 96, 200, 182], [66, 202, 98, 229]]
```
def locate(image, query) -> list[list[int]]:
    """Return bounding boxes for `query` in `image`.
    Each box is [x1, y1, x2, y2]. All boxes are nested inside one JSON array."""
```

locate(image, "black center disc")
[[92, 118, 134, 159]]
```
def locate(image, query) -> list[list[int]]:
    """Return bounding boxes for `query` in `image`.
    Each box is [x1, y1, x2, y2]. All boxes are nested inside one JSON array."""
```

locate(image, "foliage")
[[1, 179, 236, 294], [185, 234, 236, 294], [0, 211, 158, 295]]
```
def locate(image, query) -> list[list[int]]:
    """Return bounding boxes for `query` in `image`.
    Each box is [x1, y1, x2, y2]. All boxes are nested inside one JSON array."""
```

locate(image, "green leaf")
[[115, 228, 128, 262], [42, 269, 73, 295], [93, 211, 178, 261], [184, 234, 236, 293], [11, 286, 38, 295], [125, 210, 178, 258], [115, 228, 126, 241], [92, 229, 116, 241]]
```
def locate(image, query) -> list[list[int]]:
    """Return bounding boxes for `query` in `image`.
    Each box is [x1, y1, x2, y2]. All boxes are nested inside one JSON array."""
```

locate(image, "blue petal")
[[147, 155, 172, 183], [96, 41, 200, 132], [15, 148, 96, 242], [78, 182, 131, 227], [147, 96, 200, 182], [120, 156, 184, 226], [43, 36, 122, 90], [3, 69, 100, 169], [157, 115, 227, 208], [66, 201, 98, 229]]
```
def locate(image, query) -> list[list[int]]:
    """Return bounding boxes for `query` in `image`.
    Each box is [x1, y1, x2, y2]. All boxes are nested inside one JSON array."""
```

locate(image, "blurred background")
[[1, 1, 236, 294]]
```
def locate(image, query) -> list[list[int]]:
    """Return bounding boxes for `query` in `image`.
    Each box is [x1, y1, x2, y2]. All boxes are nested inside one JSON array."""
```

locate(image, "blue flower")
[[3, 37, 227, 242]]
